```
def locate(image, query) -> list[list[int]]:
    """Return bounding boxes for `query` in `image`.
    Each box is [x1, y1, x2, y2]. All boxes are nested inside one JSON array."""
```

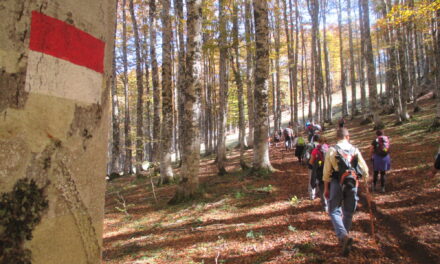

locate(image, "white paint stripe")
[[25, 50, 103, 104]]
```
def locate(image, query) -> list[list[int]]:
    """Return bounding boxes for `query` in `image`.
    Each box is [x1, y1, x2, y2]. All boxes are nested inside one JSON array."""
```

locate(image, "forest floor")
[[102, 97, 440, 264]]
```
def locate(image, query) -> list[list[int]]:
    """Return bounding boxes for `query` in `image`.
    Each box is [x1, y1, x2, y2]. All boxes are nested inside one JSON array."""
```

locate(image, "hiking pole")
[[363, 179, 375, 236]]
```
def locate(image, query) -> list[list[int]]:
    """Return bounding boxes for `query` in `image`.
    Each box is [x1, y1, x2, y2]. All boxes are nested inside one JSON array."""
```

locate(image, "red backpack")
[[375, 136, 390, 157]]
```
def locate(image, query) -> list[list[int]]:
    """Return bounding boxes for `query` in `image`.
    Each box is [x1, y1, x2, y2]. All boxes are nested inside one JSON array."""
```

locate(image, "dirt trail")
[[103, 99, 440, 264]]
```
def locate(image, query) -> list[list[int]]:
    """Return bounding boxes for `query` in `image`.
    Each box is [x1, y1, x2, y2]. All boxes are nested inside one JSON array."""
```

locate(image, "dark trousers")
[[373, 171, 386, 187]]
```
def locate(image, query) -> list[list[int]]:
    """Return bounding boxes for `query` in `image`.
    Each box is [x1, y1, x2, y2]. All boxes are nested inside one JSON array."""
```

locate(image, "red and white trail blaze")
[[26, 11, 105, 104]]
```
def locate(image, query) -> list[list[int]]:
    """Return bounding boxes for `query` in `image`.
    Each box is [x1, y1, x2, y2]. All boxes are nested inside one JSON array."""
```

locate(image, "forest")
[[103, 0, 440, 262]]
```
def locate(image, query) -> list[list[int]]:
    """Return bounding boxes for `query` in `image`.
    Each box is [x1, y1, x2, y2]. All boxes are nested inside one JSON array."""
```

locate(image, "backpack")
[[311, 144, 329, 187], [303, 142, 317, 163], [297, 137, 305, 146], [331, 145, 362, 189], [374, 136, 390, 157]]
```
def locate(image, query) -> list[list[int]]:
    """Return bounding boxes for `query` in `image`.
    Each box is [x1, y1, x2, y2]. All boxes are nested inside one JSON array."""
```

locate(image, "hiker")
[[294, 133, 306, 163], [370, 130, 391, 193], [304, 134, 319, 199], [283, 125, 294, 150], [338, 117, 345, 128], [323, 128, 369, 256], [273, 130, 281, 147], [309, 135, 329, 211], [307, 122, 315, 142], [430, 145, 440, 177]]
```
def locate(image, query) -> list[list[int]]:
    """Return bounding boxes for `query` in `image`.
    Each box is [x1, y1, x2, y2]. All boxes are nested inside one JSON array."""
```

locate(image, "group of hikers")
[[271, 119, 392, 256]]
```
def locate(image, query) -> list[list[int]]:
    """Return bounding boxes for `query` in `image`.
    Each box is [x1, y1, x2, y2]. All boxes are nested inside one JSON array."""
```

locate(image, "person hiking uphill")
[[370, 130, 391, 193], [430, 145, 440, 177], [283, 125, 294, 150], [304, 134, 319, 199], [294, 133, 306, 163], [309, 135, 329, 211], [323, 128, 369, 256]]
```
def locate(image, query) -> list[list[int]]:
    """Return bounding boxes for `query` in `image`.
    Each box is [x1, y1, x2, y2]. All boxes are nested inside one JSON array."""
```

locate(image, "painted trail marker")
[[26, 11, 106, 104]]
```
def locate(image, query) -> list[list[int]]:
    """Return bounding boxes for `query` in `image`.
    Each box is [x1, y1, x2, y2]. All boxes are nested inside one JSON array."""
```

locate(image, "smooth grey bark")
[[159, 0, 174, 184], [337, 0, 348, 117], [122, 0, 133, 174], [175, 0, 186, 163], [170, 0, 203, 203], [142, 14, 152, 162], [231, 1, 248, 169], [347, 0, 358, 117], [307, 0, 323, 123], [361, 0, 383, 128], [150, 0, 161, 162], [217, 0, 229, 175], [321, 0, 332, 122], [301, 22, 306, 125], [110, 0, 121, 174], [252, 0, 273, 171], [293, 0, 300, 124], [274, 0, 282, 132], [245, 0, 254, 147], [358, 0, 367, 114], [129, 0, 144, 174], [283, 0, 294, 126]]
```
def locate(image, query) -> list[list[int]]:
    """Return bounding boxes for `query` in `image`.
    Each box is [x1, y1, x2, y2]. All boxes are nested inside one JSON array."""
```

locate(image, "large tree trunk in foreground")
[[122, 0, 133, 174], [217, 0, 229, 175], [159, 0, 174, 184], [252, 0, 273, 172], [129, 0, 144, 175], [170, 0, 203, 203], [150, 0, 161, 162], [361, 0, 383, 129], [0, 1, 115, 262]]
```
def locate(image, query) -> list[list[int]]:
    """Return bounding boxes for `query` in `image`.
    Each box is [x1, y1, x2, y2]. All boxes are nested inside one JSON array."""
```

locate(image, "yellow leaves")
[[376, 0, 440, 32]]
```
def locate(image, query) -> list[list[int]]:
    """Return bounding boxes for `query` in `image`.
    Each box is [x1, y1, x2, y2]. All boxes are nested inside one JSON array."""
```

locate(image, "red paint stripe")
[[29, 11, 105, 73]]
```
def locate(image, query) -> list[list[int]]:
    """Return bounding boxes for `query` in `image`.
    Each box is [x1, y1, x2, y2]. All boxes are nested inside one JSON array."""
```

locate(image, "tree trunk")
[[142, 14, 152, 162], [217, 0, 229, 175], [301, 22, 306, 125], [347, 0, 358, 117], [122, 0, 133, 174], [337, 0, 348, 117], [320, 0, 332, 123], [252, 0, 273, 172], [432, 8, 440, 128], [150, 0, 161, 162], [274, 0, 282, 132], [111, 0, 121, 174], [231, 1, 248, 169], [307, 0, 323, 123], [170, 0, 203, 203], [358, 0, 367, 115], [159, 0, 174, 184], [283, 0, 294, 126], [293, 0, 300, 125], [245, 0, 254, 147], [361, 0, 383, 129], [128, 0, 144, 175], [175, 0, 186, 164]]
